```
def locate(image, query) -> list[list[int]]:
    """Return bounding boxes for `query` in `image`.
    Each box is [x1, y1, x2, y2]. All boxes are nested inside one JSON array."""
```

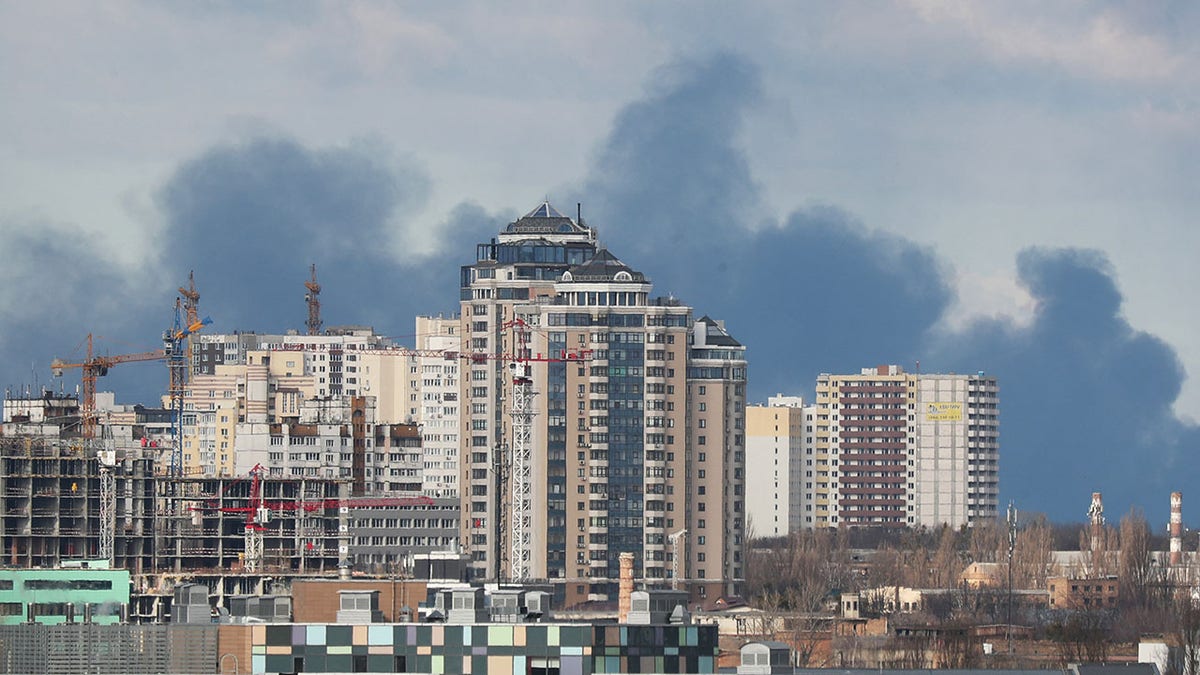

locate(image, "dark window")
[[25, 579, 112, 591]]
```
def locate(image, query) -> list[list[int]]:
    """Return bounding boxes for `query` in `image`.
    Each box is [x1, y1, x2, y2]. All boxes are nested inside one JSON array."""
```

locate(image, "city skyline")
[[1, 4, 1197, 523]]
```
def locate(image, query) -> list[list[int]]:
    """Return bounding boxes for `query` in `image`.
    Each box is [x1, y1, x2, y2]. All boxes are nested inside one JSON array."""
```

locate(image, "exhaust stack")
[[1171, 491, 1183, 567], [618, 552, 634, 623], [1088, 492, 1105, 552]]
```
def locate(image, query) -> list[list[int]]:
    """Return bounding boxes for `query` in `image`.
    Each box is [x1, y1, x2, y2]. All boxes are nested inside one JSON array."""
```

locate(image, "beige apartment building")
[[807, 365, 999, 529], [458, 202, 747, 606], [185, 327, 463, 497]]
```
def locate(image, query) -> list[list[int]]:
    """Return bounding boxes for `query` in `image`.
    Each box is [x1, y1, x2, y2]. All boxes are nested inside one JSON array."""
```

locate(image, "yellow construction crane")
[[51, 334, 166, 440]]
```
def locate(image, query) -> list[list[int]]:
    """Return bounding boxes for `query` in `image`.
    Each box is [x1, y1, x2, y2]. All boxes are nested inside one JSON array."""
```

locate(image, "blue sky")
[[1, 2, 1198, 522]]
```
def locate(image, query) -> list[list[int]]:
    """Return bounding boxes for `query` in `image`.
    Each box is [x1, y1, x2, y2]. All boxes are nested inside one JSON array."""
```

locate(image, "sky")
[[2, 1, 1198, 523]]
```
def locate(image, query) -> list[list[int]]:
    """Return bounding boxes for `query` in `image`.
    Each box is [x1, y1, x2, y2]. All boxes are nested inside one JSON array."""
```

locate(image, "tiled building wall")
[[250, 622, 718, 674]]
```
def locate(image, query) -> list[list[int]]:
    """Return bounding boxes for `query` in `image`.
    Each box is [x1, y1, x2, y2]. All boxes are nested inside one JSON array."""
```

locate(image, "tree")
[[1119, 508, 1156, 609], [1047, 610, 1112, 667], [1167, 594, 1200, 675], [1012, 516, 1054, 589], [970, 518, 1005, 564]]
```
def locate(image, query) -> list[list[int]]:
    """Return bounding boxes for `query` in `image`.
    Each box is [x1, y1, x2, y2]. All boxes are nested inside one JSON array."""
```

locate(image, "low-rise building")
[[1047, 575, 1119, 609], [0, 562, 130, 625]]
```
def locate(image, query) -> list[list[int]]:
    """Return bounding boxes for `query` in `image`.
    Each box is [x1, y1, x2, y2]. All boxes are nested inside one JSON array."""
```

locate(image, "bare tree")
[[1167, 594, 1200, 675], [970, 518, 1005, 564], [929, 525, 963, 589], [1119, 508, 1156, 609], [1047, 610, 1112, 667], [1012, 516, 1054, 589], [1079, 522, 1119, 578]]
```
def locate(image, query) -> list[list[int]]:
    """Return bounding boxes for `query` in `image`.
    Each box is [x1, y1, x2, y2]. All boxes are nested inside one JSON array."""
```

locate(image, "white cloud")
[[906, 1, 1189, 83], [941, 269, 1037, 332]]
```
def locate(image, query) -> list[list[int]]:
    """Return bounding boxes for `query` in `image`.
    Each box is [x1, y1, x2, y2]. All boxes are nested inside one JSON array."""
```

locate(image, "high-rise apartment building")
[[745, 395, 812, 537], [809, 365, 999, 529], [458, 202, 747, 605], [414, 315, 462, 498]]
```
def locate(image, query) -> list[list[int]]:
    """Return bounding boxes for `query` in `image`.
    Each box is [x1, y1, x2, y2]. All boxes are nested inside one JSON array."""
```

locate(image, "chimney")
[[1171, 492, 1183, 567], [618, 552, 635, 623], [1089, 492, 1105, 552]]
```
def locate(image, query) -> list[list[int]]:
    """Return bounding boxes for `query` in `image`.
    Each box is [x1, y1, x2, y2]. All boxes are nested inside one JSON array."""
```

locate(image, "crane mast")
[[164, 303, 212, 477], [508, 319, 534, 582], [305, 263, 322, 336], [98, 447, 117, 565], [244, 464, 266, 574], [178, 271, 201, 379]]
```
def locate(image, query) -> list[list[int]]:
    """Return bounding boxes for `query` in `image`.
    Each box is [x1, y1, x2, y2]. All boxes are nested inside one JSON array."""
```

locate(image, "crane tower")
[[305, 264, 322, 336], [505, 319, 535, 582]]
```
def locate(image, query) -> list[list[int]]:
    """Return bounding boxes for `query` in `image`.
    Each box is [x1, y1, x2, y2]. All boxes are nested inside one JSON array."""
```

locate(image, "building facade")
[[745, 395, 811, 537], [414, 315, 462, 498], [457, 202, 747, 605], [809, 365, 999, 529]]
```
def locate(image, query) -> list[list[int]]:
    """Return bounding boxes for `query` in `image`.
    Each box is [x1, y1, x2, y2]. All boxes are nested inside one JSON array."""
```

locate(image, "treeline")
[[743, 509, 1200, 667]]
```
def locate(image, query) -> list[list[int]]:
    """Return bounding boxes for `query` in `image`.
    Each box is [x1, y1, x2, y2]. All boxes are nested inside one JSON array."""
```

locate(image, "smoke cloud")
[[3, 49, 1194, 521], [578, 52, 1199, 520]]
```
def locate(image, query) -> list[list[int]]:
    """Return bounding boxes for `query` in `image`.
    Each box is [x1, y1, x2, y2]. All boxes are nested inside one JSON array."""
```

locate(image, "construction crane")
[[178, 271, 201, 380], [98, 446, 118, 564], [164, 302, 212, 477], [190, 465, 435, 574], [494, 318, 593, 583], [51, 334, 166, 440], [305, 263, 322, 336], [505, 318, 535, 582]]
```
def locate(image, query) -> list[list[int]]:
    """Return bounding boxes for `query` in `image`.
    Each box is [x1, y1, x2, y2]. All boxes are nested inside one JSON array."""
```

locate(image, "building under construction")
[[158, 472, 350, 575], [1, 437, 156, 573]]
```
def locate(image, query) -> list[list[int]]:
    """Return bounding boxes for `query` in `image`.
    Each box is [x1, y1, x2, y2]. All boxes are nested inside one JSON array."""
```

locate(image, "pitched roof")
[[504, 200, 588, 236], [696, 316, 742, 347], [563, 248, 646, 283]]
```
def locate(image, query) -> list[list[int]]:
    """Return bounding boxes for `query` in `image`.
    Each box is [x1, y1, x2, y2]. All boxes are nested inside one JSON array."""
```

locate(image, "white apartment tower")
[[745, 396, 812, 537], [458, 202, 747, 606], [810, 365, 999, 529], [414, 315, 462, 497]]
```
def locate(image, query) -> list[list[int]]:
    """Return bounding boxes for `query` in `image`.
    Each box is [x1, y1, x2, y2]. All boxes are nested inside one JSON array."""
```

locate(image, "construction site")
[[0, 435, 356, 620]]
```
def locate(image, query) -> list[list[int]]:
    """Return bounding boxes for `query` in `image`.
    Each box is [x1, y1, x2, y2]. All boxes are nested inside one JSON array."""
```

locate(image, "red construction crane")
[[51, 334, 166, 439]]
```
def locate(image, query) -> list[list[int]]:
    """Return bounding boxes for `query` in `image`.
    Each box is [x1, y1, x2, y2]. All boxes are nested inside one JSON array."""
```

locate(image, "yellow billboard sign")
[[925, 402, 963, 421]]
